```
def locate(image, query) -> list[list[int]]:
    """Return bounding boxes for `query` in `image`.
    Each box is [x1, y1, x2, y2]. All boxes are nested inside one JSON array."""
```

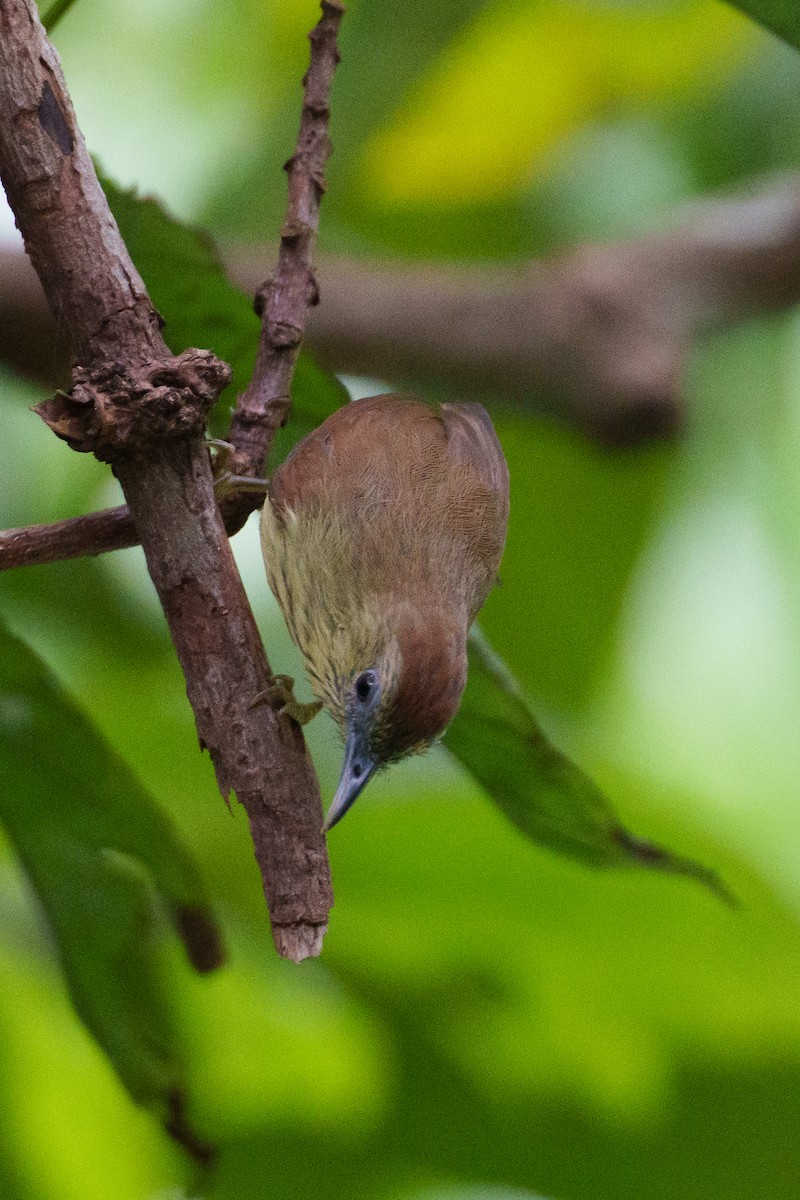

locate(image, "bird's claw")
[[250, 674, 323, 727], [206, 439, 268, 502]]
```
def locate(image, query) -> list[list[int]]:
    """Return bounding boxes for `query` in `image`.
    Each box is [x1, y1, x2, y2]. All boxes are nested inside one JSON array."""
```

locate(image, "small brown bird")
[[260, 393, 509, 830]]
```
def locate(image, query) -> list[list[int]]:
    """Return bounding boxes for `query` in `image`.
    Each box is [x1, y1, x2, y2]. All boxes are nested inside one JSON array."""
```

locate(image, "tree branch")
[[6, 172, 800, 449], [221, 0, 345, 531], [0, 505, 136, 569], [4, 173, 800, 568], [0, 0, 345, 566], [238, 173, 800, 446], [0, 0, 342, 960]]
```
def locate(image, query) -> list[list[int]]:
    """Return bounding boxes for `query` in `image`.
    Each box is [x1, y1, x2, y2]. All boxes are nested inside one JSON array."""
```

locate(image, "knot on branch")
[[34, 348, 231, 459], [254, 269, 320, 327]]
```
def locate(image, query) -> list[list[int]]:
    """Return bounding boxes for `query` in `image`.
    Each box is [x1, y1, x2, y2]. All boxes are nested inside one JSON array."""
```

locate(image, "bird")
[[259, 392, 510, 831]]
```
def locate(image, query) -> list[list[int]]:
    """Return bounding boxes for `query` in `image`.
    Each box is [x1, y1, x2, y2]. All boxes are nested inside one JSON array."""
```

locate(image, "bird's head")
[[322, 602, 468, 830]]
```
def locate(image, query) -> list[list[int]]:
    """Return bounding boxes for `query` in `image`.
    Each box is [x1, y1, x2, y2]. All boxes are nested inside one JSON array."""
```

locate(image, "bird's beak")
[[324, 722, 379, 831]]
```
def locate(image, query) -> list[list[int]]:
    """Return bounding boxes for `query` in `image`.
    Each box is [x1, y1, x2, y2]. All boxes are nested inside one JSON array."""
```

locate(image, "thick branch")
[[0, 0, 335, 959], [114, 443, 331, 964], [6, 173, 800, 452], [235, 174, 800, 446]]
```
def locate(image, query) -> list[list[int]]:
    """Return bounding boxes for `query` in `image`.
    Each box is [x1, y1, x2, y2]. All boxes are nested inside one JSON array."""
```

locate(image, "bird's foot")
[[250, 674, 323, 726], [206, 439, 268, 501]]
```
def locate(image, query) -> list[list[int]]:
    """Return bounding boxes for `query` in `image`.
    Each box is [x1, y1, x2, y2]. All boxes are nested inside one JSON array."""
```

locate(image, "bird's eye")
[[355, 671, 376, 703]]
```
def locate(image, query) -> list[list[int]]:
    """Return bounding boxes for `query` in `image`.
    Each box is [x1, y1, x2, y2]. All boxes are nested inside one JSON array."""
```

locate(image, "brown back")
[[270, 393, 510, 621]]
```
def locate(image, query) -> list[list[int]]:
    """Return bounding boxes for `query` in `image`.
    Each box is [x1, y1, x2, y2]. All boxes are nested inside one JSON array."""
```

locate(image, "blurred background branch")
[[241, 172, 800, 445], [5, 174, 800, 452]]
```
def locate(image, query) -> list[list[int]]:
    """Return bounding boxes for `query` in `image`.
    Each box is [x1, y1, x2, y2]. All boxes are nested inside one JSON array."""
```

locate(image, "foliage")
[[0, 618, 220, 1128], [447, 629, 730, 898], [729, 0, 800, 50]]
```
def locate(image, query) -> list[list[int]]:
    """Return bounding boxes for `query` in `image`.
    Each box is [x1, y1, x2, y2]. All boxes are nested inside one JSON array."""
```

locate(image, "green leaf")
[[0, 619, 222, 1148], [202, 0, 493, 246], [408, 1191, 552, 1200], [444, 627, 730, 898], [726, 1, 800, 49], [407, 1192, 552, 1200], [101, 175, 345, 452], [41, 0, 80, 33]]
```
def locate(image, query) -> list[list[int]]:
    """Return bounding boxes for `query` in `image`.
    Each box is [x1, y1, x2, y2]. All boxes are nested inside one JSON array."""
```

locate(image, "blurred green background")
[[3, 1, 800, 1197]]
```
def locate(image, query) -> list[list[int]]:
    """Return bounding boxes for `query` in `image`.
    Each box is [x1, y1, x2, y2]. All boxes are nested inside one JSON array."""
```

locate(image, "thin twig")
[[0, 485, 255, 572], [0, 0, 340, 960], [0, 505, 136, 570], [222, 0, 345, 531]]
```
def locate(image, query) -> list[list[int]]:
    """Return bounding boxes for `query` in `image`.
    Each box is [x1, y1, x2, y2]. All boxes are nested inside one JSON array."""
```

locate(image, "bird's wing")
[[268, 395, 509, 618], [439, 402, 510, 618], [440, 402, 510, 511], [268, 393, 437, 517]]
